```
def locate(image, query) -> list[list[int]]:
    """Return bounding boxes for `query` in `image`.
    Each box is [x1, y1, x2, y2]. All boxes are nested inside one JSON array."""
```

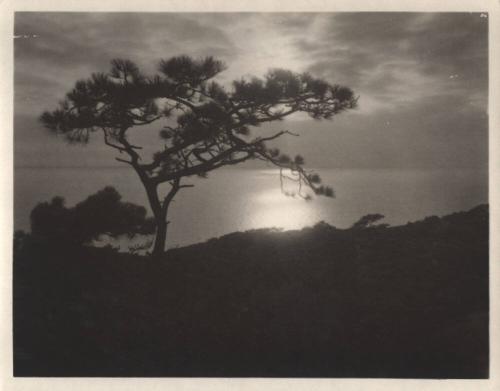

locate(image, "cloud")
[[14, 12, 237, 66], [292, 13, 488, 114], [14, 12, 240, 114], [14, 13, 488, 170]]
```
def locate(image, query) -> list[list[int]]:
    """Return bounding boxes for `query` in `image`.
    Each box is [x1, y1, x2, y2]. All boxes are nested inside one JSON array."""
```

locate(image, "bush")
[[30, 187, 155, 245]]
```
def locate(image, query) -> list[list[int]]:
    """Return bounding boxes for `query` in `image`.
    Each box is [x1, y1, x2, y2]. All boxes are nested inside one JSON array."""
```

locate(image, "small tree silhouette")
[[30, 187, 154, 246], [41, 56, 357, 257], [351, 214, 386, 230]]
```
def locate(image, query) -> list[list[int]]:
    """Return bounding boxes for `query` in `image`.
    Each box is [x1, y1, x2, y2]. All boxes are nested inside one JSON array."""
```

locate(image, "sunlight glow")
[[247, 188, 321, 230]]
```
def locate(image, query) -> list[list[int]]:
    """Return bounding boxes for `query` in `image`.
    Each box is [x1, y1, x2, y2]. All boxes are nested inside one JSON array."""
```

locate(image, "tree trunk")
[[112, 129, 181, 259], [149, 181, 180, 259], [131, 163, 180, 259], [152, 217, 168, 258]]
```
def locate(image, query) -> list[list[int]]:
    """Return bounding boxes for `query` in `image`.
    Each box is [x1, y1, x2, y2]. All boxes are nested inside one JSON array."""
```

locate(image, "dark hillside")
[[13, 205, 489, 377]]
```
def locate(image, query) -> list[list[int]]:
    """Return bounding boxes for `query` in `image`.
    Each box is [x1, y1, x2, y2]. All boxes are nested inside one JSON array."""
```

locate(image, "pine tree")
[[41, 56, 357, 257]]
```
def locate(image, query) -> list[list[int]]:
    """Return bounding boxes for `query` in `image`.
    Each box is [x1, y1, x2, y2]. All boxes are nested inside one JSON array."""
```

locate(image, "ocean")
[[14, 167, 488, 249]]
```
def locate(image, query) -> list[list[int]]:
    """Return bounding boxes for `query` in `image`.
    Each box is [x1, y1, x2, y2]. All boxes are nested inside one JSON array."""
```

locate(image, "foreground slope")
[[14, 205, 489, 377]]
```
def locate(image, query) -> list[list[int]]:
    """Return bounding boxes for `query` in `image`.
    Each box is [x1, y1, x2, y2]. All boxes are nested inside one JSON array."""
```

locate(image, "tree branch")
[[115, 157, 133, 165], [101, 128, 128, 153]]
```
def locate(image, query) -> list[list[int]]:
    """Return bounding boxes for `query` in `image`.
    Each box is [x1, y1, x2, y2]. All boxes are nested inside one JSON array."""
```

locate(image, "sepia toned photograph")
[[12, 11, 489, 379]]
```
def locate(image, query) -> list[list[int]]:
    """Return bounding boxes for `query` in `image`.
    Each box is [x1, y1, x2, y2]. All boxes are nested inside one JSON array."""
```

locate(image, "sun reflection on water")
[[246, 188, 322, 230]]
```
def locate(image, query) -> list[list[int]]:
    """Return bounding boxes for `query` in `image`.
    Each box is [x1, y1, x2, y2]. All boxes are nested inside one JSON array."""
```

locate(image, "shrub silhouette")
[[14, 205, 489, 377], [351, 213, 387, 229], [30, 187, 154, 245]]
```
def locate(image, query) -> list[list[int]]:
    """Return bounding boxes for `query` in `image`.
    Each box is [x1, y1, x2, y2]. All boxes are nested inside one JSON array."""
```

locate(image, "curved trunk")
[[152, 218, 168, 258], [140, 182, 168, 259], [109, 128, 180, 258], [147, 179, 181, 259], [134, 172, 170, 259]]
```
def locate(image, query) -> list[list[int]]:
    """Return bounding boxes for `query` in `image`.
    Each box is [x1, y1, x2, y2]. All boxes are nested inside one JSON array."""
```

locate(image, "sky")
[[14, 12, 488, 169]]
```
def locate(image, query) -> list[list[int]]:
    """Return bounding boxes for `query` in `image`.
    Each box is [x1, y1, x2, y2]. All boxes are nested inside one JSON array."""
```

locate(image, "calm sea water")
[[14, 167, 488, 248]]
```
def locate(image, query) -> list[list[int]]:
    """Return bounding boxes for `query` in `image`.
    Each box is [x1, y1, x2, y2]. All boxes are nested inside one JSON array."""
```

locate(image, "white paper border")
[[1, 1, 498, 390]]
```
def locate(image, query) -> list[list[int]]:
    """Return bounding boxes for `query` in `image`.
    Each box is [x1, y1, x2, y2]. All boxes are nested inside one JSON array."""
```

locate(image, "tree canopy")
[[41, 56, 357, 256], [31, 187, 154, 245]]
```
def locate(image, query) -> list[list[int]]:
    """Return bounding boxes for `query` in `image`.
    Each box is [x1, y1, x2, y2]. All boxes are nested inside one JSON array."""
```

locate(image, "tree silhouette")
[[31, 187, 155, 245], [41, 56, 357, 257]]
